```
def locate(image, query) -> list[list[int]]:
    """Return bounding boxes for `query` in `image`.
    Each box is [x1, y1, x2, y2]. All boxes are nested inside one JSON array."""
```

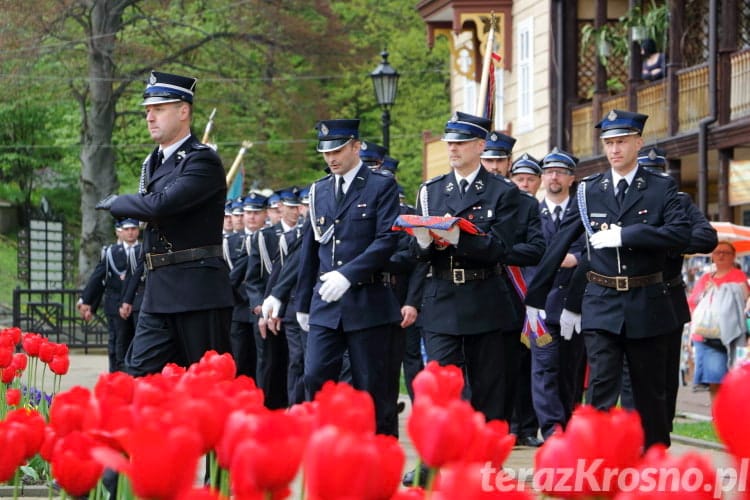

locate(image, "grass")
[[672, 420, 720, 443], [0, 233, 22, 309]]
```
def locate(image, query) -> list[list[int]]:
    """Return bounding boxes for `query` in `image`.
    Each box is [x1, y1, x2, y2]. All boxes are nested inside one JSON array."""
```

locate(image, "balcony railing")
[[570, 48, 750, 158]]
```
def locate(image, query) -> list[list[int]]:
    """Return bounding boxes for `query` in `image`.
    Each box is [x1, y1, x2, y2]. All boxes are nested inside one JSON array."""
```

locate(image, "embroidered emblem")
[[474, 179, 484, 190], [446, 182, 454, 192], [608, 109, 618, 121]]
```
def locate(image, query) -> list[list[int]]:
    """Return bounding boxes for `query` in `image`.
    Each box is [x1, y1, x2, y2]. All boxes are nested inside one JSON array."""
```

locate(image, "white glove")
[[431, 226, 460, 246], [261, 295, 282, 320], [590, 225, 622, 249], [525, 306, 546, 332], [559, 309, 582, 341], [296, 312, 310, 332], [318, 271, 352, 302], [412, 227, 433, 249]]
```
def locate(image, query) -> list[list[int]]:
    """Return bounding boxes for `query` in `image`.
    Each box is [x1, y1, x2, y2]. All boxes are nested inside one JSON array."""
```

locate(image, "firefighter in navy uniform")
[[479, 133, 546, 444], [96, 70, 233, 376], [295, 119, 402, 436], [79, 218, 140, 372], [226, 193, 267, 379], [411, 112, 521, 422], [636, 146, 718, 429], [524, 110, 690, 447], [245, 190, 295, 409]]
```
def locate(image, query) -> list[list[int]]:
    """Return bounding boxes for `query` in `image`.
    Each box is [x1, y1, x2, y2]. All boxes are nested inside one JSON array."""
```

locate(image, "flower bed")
[[2, 327, 749, 499]]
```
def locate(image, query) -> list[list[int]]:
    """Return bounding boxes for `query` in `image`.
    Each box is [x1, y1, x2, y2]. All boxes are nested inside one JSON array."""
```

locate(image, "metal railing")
[[12, 288, 108, 351]]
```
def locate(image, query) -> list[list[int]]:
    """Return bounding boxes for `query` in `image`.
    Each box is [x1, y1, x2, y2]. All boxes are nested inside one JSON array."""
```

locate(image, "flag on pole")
[[227, 164, 244, 200], [482, 52, 502, 119]]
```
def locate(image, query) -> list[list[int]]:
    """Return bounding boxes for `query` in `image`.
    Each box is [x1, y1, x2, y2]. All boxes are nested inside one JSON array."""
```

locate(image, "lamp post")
[[370, 50, 400, 153]]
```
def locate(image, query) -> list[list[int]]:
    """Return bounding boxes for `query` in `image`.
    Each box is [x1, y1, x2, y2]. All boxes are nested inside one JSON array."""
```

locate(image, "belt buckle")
[[452, 268, 466, 285], [145, 253, 155, 271], [615, 276, 629, 291]]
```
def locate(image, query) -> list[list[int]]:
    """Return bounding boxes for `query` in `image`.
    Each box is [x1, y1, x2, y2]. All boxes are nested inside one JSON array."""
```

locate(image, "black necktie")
[[616, 179, 628, 207], [553, 205, 562, 230], [151, 149, 163, 174], [459, 179, 469, 197], [336, 176, 345, 204]]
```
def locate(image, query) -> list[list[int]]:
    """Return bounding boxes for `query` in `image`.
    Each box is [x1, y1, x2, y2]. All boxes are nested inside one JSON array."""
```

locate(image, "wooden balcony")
[[570, 48, 750, 159]]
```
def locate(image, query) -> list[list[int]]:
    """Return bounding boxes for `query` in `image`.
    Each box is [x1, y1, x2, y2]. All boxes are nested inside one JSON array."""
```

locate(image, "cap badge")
[[450, 113, 458, 122], [608, 109, 618, 121], [361, 142, 368, 150], [648, 149, 658, 160], [149, 73, 157, 85], [320, 123, 329, 135], [490, 132, 498, 141]]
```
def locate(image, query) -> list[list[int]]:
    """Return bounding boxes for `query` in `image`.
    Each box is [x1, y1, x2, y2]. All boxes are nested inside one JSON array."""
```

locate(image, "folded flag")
[[393, 214, 485, 248]]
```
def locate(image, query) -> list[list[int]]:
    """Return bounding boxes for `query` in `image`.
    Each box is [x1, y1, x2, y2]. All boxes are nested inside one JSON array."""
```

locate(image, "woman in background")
[[641, 38, 666, 81], [688, 241, 749, 403]]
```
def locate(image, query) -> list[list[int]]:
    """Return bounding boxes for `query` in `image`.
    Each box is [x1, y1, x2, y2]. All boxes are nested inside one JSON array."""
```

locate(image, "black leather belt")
[[664, 275, 684, 288], [586, 271, 663, 291], [145, 245, 224, 270], [356, 272, 394, 287], [432, 266, 501, 285]]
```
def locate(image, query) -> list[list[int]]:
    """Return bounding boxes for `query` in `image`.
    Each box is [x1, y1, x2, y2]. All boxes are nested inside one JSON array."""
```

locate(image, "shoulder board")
[[424, 173, 448, 186], [582, 172, 603, 182], [193, 143, 210, 150], [643, 168, 670, 178], [314, 174, 333, 184], [370, 169, 391, 177]]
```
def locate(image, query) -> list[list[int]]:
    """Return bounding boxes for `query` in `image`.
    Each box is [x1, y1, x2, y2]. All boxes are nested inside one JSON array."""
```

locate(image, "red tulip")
[[5, 408, 46, 459], [189, 350, 236, 381], [49, 386, 99, 436], [21, 332, 43, 357], [412, 361, 464, 404], [312, 381, 376, 434], [51, 431, 104, 496], [229, 409, 310, 496], [38, 339, 56, 363], [50, 354, 70, 375], [391, 489, 427, 500], [463, 418, 516, 468], [304, 425, 405, 500], [216, 408, 268, 469], [54, 342, 69, 356], [176, 487, 228, 500], [1, 366, 17, 384], [535, 405, 644, 498], [95, 371, 136, 403], [715, 362, 750, 458], [11, 352, 27, 371], [0, 421, 26, 482], [0, 345, 12, 369], [94, 423, 203, 500], [5, 388, 21, 406], [431, 462, 533, 500], [408, 397, 477, 468], [1, 327, 22, 345], [613, 444, 718, 500]]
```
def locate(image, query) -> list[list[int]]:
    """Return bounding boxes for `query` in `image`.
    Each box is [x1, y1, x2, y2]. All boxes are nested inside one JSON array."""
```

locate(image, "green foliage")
[[621, 1, 669, 52], [580, 22, 629, 69]]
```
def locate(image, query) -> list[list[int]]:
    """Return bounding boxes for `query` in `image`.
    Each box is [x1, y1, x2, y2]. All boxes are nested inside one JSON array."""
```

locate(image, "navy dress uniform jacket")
[[526, 167, 691, 339], [415, 167, 521, 335], [295, 165, 402, 330], [110, 134, 234, 313], [664, 193, 718, 324], [81, 243, 130, 316], [537, 201, 585, 324], [226, 232, 252, 323]]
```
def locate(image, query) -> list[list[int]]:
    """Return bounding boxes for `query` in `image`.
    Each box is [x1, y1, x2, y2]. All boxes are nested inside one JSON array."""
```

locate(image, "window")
[[516, 18, 534, 132]]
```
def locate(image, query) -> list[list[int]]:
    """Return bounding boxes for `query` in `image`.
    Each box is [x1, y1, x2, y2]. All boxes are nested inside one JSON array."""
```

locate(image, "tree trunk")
[[77, 1, 128, 283]]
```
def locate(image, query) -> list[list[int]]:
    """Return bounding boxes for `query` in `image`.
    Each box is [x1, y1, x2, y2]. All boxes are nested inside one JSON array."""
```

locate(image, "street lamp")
[[370, 50, 400, 153]]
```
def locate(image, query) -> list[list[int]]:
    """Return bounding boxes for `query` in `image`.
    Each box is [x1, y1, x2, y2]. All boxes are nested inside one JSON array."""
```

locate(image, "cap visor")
[[511, 167, 541, 176], [441, 132, 480, 142], [542, 161, 574, 170], [141, 96, 182, 106], [480, 151, 510, 159], [599, 128, 640, 139], [317, 138, 352, 153]]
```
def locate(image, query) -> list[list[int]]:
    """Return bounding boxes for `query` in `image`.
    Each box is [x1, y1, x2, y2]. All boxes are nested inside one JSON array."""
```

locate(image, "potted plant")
[[621, 0, 669, 51]]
